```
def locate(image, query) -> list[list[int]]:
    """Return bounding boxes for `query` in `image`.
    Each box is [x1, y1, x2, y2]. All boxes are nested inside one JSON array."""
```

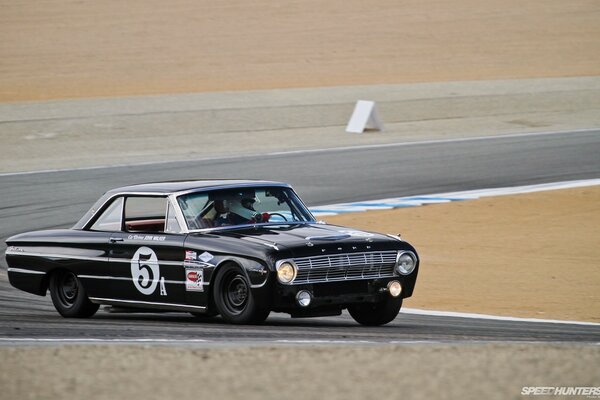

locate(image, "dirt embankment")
[[1, 0, 599, 102]]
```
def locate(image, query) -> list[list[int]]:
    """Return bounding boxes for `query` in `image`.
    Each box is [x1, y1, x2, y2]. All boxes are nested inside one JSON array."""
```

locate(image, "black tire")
[[213, 263, 270, 324], [49, 270, 99, 318], [348, 297, 403, 326]]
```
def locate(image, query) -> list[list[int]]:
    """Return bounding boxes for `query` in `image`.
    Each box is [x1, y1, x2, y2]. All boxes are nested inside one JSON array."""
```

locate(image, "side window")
[[124, 197, 167, 232], [165, 201, 183, 233], [90, 197, 124, 231]]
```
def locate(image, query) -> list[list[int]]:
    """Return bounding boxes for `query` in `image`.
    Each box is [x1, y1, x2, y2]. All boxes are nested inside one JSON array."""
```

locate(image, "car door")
[[107, 195, 187, 306]]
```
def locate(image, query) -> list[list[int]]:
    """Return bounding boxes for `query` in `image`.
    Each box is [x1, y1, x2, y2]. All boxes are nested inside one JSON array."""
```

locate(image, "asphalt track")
[[1, 129, 600, 344]]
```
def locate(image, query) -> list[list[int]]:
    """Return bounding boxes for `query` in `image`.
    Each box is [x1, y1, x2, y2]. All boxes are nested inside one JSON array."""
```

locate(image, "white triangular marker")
[[346, 100, 384, 133]]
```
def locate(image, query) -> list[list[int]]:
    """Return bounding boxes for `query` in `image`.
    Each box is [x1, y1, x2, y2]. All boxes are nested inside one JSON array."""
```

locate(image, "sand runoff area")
[[328, 186, 600, 323]]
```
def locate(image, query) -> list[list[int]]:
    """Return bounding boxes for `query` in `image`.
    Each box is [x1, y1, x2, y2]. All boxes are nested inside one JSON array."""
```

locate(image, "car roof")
[[106, 179, 289, 195], [72, 179, 292, 230]]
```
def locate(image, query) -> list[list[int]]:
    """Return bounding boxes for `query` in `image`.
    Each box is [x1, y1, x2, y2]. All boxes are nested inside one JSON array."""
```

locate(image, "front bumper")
[[271, 277, 409, 316]]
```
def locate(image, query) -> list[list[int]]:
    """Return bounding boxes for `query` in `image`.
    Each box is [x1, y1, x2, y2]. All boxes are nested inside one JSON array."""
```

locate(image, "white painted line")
[[401, 308, 600, 327], [2, 338, 595, 347], [0, 338, 209, 343], [276, 340, 374, 344], [388, 340, 443, 345], [267, 128, 599, 157], [388, 340, 600, 345], [438, 179, 600, 199], [0, 128, 597, 177]]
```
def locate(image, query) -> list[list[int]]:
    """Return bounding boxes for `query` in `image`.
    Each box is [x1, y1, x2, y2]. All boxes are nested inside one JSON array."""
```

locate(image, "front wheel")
[[348, 297, 402, 326], [49, 270, 99, 318], [213, 264, 270, 324]]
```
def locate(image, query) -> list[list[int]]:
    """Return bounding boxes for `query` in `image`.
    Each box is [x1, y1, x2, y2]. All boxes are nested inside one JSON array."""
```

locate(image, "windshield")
[[177, 187, 315, 230]]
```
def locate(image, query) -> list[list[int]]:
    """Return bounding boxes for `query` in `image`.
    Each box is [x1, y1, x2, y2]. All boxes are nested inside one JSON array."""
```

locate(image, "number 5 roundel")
[[131, 246, 160, 295]]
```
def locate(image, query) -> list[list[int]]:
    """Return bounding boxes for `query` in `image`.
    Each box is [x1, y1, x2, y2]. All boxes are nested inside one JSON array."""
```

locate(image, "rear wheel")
[[213, 264, 270, 324], [348, 297, 402, 326], [49, 270, 99, 318]]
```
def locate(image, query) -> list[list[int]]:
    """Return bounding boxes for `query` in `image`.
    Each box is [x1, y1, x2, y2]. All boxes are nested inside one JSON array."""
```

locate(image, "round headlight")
[[276, 261, 297, 284], [395, 251, 416, 275]]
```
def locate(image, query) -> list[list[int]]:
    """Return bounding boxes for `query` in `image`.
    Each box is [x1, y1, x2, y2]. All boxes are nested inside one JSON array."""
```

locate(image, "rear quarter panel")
[[6, 229, 111, 296]]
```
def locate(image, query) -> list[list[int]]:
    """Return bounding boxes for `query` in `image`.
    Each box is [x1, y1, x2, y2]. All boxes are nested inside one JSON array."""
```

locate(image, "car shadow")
[[91, 310, 405, 329]]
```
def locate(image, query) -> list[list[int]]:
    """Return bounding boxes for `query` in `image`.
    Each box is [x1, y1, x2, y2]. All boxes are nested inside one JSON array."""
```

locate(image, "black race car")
[[5, 180, 419, 325]]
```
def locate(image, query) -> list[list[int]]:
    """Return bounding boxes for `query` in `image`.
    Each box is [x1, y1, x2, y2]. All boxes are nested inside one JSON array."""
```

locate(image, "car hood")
[[200, 223, 402, 257]]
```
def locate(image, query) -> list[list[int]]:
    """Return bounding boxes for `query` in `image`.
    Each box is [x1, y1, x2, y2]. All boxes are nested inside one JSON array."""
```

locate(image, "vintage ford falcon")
[[5, 180, 419, 325]]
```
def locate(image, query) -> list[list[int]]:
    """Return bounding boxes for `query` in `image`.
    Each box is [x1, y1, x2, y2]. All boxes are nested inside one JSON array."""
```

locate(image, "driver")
[[199, 191, 271, 228], [226, 192, 259, 225], [212, 192, 270, 227]]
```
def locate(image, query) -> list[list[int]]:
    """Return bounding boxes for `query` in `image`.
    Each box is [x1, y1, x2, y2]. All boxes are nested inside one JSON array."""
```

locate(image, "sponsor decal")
[[185, 267, 204, 292], [127, 234, 166, 242], [198, 251, 214, 263], [131, 247, 161, 295], [185, 250, 197, 261]]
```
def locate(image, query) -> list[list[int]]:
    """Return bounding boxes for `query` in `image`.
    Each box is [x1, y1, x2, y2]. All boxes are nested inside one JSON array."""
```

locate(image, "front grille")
[[292, 251, 397, 284]]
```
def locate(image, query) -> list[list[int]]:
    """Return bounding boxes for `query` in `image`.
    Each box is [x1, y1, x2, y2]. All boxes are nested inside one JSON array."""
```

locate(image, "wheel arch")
[[212, 256, 270, 288], [47, 267, 99, 318], [43, 267, 77, 292], [210, 259, 271, 324], [204, 259, 245, 313]]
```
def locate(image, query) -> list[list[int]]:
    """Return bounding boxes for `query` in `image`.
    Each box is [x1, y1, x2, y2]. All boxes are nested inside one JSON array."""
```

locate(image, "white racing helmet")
[[228, 200, 258, 220], [227, 191, 261, 221]]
